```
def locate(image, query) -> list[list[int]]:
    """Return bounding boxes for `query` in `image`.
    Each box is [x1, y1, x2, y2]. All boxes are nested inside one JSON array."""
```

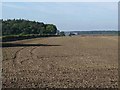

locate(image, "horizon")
[[59, 28, 118, 31], [2, 2, 118, 31]]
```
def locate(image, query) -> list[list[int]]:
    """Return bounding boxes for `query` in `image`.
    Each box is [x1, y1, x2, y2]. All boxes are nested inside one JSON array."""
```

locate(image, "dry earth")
[[2, 36, 118, 88]]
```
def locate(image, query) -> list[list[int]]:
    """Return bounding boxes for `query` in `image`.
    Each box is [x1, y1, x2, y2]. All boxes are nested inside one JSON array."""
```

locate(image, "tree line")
[[1, 19, 58, 36]]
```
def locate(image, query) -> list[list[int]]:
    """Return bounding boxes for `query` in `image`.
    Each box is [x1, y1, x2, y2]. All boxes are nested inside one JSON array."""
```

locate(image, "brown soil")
[[2, 36, 118, 88]]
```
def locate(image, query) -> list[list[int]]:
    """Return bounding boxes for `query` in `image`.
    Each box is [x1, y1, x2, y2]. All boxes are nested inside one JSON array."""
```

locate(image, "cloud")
[[2, 2, 117, 31]]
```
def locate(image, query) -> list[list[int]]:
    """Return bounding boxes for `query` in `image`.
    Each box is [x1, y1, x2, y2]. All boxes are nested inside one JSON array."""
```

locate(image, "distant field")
[[2, 35, 118, 88]]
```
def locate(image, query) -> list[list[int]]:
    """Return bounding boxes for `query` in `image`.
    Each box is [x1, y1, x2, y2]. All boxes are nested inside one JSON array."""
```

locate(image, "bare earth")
[[2, 36, 118, 88]]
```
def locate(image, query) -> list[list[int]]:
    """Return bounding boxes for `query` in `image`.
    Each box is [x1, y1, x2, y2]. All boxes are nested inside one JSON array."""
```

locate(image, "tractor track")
[[12, 47, 25, 67], [2, 50, 8, 61], [29, 47, 38, 61], [13, 46, 38, 67]]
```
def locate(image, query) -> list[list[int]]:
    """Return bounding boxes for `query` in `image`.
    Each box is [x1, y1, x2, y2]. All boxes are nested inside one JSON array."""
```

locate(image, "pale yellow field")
[[2, 36, 118, 88]]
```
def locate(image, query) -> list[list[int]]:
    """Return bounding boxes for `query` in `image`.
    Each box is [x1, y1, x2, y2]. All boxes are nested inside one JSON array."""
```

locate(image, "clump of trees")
[[60, 31, 65, 36], [1, 19, 58, 36]]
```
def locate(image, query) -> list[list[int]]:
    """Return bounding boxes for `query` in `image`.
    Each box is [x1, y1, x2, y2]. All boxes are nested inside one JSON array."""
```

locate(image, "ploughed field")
[[2, 36, 118, 88]]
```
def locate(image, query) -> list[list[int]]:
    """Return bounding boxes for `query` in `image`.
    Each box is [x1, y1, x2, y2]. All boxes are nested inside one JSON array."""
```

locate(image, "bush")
[[2, 34, 60, 42]]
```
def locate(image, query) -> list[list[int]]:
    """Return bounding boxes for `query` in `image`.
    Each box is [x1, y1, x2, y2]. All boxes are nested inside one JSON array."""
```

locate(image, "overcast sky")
[[2, 2, 118, 31]]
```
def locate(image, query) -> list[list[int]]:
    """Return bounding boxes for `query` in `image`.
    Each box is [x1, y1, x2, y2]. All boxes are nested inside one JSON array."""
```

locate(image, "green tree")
[[45, 24, 57, 34], [2, 19, 58, 36], [60, 31, 65, 36]]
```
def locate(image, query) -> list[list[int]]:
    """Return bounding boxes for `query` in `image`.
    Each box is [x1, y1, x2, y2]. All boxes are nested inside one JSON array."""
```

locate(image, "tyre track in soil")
[[29, 47, 38, 61], [19, 47, 38, 65], [2, 50, 8, 61], [12, 47, 25, 67], [13, 46, 38, 68], [28, 46, 61, 73]]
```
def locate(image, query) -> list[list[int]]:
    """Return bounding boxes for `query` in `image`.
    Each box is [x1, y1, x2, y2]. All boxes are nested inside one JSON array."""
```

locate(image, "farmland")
[[2, 35, 118, 88]]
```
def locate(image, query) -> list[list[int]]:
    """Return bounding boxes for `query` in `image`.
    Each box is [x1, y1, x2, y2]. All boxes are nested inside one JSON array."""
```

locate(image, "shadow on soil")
[[2, 43, 61, 48]]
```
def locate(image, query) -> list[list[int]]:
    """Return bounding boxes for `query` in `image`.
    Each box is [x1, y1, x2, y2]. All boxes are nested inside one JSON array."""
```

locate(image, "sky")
[[2, 2, 118, 31], [1, 0, 120, 2]]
